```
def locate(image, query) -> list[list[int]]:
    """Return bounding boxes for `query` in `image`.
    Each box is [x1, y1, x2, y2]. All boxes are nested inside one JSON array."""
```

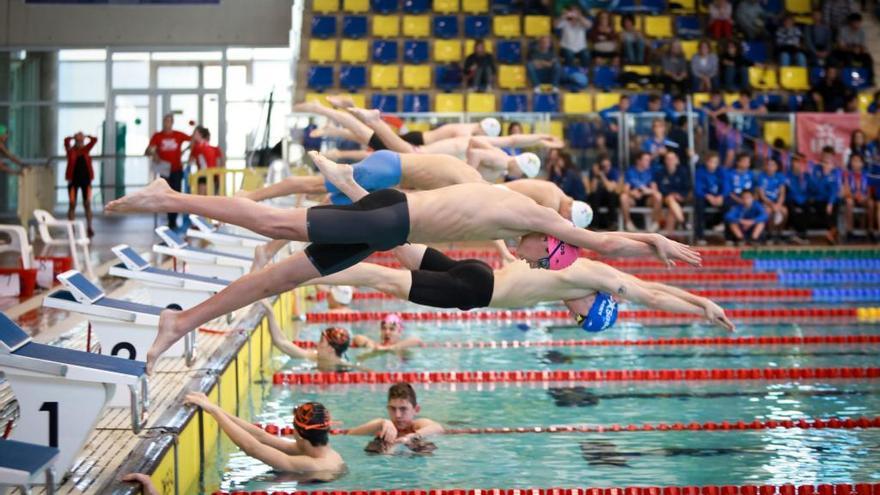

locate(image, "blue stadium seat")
[[501, 93, 528, 112], [496, 40, 522, 64], [343, 16, 368, 38], [433, 15, 459, 38], [307, 66, 334, 91], [809, 67, 825, 86], [743, 41, 768, 64], [842, 68, 870, 90], [612, 0, 639, 11], [435, 65, 463, 91], [403, 93, 430, 112], [675, 16, 701, 39], [339, 65, 367, 90], [593, 66, 619, 90], [753, 93, 783, 109], [465, 15, 491, 38], [404, 40, 429, 64], [532, 93, 559, 112], [566, 122, 594, 150], [628, 94, 649, 113], [787, 94, 805, 111], [372, 93, 399, 112], [372, 0, 398, 12], [764, 0, 783, 13], [373, 40, 399, 64], [492, 0, 516, 13], [311, 16, 337, 39], [640, 0, 667, 12], [403, 0, 429, 13]]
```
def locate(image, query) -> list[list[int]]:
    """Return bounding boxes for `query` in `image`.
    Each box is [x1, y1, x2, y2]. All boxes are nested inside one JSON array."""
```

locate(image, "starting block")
[[153, 226, 252, 280], [187, 215, 267, 256], [0, 439, 58, 494], [0, 313, 146, 484], [42, 270, 196, 387], [109, 244, 229, 309]]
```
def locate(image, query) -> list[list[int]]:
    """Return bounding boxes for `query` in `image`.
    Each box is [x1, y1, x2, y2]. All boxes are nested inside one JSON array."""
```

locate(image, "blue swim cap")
[[575, 293, 619, 332]]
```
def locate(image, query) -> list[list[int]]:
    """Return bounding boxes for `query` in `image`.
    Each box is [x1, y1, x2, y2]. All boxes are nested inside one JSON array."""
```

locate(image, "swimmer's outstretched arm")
[[484, 134, 564, 149], [602, 231, 703, 267], [260, 300, 317, 361], [239, 175, 327, 202], [294, 101, 373, 145]]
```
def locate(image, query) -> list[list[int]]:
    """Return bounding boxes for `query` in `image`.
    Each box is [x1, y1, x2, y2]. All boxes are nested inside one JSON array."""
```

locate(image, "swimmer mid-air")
[[107, 151, 701, 372]]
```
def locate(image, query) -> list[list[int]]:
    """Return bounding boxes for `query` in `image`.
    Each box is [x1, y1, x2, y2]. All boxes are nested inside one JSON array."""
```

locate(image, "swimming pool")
[[207, 248, 880, 494]]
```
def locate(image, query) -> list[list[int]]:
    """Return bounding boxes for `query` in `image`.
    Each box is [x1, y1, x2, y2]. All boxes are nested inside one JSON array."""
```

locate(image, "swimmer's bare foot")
[[293, 101, 323, 113], [326, 94, 355, 109], [347, 107, 381, 123], [251, 243, 272, 272], [309, 151, 354, 187], [106, 179, 175, 213], [324, 148, 342, 161], [146, 309, 184, 375]]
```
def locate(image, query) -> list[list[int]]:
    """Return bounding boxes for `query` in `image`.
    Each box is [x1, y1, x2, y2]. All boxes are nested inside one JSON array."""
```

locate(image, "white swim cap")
[[480, 118, 501, 137], [571, 201, 594, 228], [515, 152, 541, 178], [329, 285, 354, 305]]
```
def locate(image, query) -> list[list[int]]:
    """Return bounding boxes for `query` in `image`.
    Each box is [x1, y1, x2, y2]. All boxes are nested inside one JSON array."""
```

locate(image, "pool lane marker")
[[291, 334, 880, 349], [272, 367, 880, 386], [315, 288, 815, 302], [253, 416, 880, 437]]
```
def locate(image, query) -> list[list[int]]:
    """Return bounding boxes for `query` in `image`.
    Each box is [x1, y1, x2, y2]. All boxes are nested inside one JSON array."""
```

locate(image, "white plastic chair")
[[32, 209, 94, 278], [0, 225, 34, 269]]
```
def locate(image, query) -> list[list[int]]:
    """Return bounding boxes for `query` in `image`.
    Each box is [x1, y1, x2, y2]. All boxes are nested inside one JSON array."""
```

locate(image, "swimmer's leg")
[[107, 179, 309, 241], [304, 262, 413, 300], [310, 151, 371, 202], [241, 175, 327, 202], [310, 126, 358, 142], [323, 150, 402, 204], [347, 107, 417, 154], [294, 101, 373, 144], [251, 238, 290, 271], [327, 149, 370, 162], [417, 136, 470, 156]]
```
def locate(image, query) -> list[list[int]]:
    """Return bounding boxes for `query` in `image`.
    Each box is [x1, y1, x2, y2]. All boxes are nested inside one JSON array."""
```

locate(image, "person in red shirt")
[[189, 126, 224, 195], [146, 113, 190, 228], [64, 132, 98, 237]]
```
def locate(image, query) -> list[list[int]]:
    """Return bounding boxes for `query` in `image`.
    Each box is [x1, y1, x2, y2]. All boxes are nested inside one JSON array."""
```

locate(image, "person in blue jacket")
[[757, 157, 787, 243], [725, 152, 754, 206], [694, 152, 727, 245], [619, 151, 662, 231], [785, 154, 814, 244], [725, 189, 767, 244], [655, 151, 691, 235], [811, 146, 843, 244]]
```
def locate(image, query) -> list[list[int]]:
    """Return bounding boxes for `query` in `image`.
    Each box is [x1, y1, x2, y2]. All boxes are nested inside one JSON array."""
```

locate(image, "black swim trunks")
[[304, 189, 410, 275], [408, 247, 494, 311], [367, 130, 425, 151]]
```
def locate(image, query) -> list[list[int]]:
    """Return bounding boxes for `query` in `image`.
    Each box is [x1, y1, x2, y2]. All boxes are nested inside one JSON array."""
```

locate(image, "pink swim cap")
[[382, 313, 403, 329], [545, 236, 580, 270]]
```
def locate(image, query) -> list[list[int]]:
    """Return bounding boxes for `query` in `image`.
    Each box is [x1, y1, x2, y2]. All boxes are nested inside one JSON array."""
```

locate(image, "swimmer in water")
[[352, 313, 424, 351], [347, 382, 444, 454], [107, 152, 699, 373], [260, 300, 354, 372], [183, 394, 344, 477], [325, 285, 355, 313]]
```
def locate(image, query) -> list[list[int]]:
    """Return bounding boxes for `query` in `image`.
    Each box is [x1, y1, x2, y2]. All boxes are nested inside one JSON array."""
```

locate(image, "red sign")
[[796, 113, 861, 163]]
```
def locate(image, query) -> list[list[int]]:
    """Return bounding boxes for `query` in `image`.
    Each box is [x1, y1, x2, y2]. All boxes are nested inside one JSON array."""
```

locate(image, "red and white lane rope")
[[313, 288, 813, 302]]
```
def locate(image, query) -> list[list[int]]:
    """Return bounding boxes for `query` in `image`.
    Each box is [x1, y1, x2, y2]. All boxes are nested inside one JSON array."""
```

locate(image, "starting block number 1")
[[39, 401, 59, 448]]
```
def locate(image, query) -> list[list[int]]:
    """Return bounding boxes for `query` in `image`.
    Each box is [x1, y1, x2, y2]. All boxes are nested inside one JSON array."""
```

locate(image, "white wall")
[[0, 0, 293, 47]]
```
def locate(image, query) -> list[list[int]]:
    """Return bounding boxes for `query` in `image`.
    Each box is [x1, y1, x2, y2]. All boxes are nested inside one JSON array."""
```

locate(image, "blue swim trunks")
[[325, 150, 403, 205]]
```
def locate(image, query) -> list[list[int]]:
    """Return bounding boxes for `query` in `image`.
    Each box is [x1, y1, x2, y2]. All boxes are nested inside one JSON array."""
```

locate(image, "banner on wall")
[[795, 113, 861, 164]]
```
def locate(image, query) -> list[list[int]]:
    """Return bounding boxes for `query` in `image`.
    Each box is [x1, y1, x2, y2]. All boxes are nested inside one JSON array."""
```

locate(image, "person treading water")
[[346, 382, 443, 454]]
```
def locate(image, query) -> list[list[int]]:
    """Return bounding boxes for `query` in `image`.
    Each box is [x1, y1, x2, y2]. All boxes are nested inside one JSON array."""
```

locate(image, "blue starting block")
[[0, 439, 59, 494]]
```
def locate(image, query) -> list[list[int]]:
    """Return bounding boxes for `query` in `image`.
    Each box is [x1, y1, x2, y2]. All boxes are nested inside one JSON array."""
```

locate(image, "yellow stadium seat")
[[681, 40, 699, 59], [313, 0, 339, 13], [467, 93, 497, 113], [343, 0, 369, 12], [763, 121, 792, 147], [403, 15, 431, 37], [493, 15, 521, 38], [371, 66, 400, 89], [403, 65, 432, 90], [622, 65, 652, 88], [433, 0, 459, 13], [644, 16, 673, 38], [406, 121, 432, 133], [498, 65, 527, 90], [305, 93, 367, 108], [372, 15, 400, 38], [524, 16, 551, 37], [723, 93, 739, 106], [780, 66, 809, 90], [795, 15, 813, 24], [670, 0, 696, 12], [858, 92, 873, 113], [784, 0, 810, 14], [594, 92, 621, 111], [436, 94, 464, 113], [465, 39, 494, 54], [692, 92, 710, 108], [749, 66, 779, 90], [462, 0, 489, 13], [308, 40, 336, 63], [434, 40, 462, 63], [563, 93, 593, 113], [534, 120, 564, 140], [340, 39, 368, 63]]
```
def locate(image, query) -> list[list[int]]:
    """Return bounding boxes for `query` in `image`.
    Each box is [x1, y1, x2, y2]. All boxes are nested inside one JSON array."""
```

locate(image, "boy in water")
[[352, 313, 424, 351], [347, 382, 443, 453]]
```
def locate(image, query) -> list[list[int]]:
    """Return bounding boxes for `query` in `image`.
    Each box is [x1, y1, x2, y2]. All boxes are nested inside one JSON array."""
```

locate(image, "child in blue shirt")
[[843, 154, 875, 240], [757, 158, 787, 242], [785, 155, 814, 243], [811, 147, 843, 243], [655, 151, 691, 234], [620, 151, 662, 231], [725, 190, 768, 244], [725, 153, 754, 206], [694, 152, 727, 244]]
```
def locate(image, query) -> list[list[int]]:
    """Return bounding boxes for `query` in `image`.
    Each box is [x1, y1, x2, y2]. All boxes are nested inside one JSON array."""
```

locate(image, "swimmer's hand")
[[378, 419, 399, 443], [703, 301, 735, 332], [183, 391, 216, 412], [121, 473, 159, 495], [651, 234, 702, 268]]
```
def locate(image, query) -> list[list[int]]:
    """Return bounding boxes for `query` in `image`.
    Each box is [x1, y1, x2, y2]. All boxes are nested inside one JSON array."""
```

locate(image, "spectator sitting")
[[599, 94, 632, 134], [834, 13, 874, 86], [620, 151, 662, 232], [527, 35, 562, 93], [812, 146, 843, 244], [589, 11, 619, 66], [708, 0, 734, 39], [548, 150, 588, 201], [664, 96, 688, 123], [694, 152, 727, 244], [588, 153, 622, 229], [713, 114, 743, 168], [661, 41, 690, 96], [730, 90, 766, 139], [642, 118, 679, 172], [463, 40, 497, 92], [868, 90, 880, 114], [725, 190, 767, 245], [555, 5, 592, 68], [757, 157, 787, 243], [620, 14, 645, 64], [735, 0, 766, 40], [816, 68, 855, 114], [725, 152, 755, 206], [843, 154, 875, 241], [775, 14, 807, 67], [655, 151, 692, 235], [719, 39, 751, 92], [843, 129, 870, 169], [785, 154, 814, 244], [805, 10, 833, 67], [667, 115, 690, 167], [690, 40, 719, 92], [822, 0, 856, 36]]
